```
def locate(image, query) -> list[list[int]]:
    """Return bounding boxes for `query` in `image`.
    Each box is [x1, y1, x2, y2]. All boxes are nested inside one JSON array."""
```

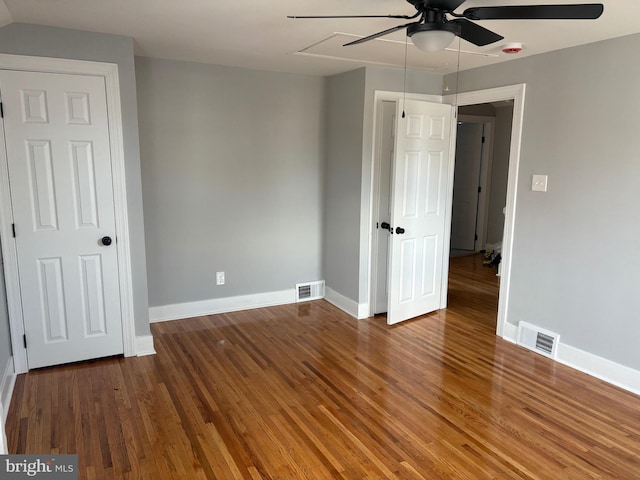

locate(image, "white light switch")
[[531, 174, 548, 192]]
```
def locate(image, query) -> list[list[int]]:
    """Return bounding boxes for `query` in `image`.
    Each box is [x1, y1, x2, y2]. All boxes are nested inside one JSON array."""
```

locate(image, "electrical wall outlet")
[[531, 174, 548, 192], [216, 271, 225, 285]]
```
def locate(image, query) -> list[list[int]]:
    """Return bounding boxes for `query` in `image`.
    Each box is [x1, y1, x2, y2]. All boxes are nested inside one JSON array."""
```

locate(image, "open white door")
[[387, 99, 452, 325], [0, 69, 124, 368]]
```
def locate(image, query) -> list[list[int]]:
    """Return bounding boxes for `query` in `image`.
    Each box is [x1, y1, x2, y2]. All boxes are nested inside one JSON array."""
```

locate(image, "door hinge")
[[0, 102, 3, 118], [481, 136, 485, 143], [23, 334, 27, 349], [12, 223, 15, 237], [475, 233, 478, 241], [478, 186, 482, 193]]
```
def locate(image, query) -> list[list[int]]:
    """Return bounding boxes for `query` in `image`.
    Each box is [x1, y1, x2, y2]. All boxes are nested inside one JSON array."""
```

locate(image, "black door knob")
[[395, 227, 405, 234], [101, 236, 112, 246], [380, 222, 391, 231]]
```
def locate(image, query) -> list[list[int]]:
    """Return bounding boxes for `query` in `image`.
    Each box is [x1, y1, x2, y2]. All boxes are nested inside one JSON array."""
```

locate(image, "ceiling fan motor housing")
[[407, 22, 461, 37]]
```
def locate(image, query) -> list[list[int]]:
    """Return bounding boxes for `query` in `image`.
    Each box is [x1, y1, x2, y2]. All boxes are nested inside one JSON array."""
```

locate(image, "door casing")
[[445, 85, 526, 338], [369, 91, 451, 319], [368, 84, 526, 339], [0, 54, 136, 373]]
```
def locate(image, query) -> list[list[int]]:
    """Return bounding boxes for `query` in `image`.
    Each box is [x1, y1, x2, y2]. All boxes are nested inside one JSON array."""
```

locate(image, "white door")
[[0, 70, 123, 368], [373, 101, 395, 314], [387, 99, 452, 325], [451, 122, 483, 251]]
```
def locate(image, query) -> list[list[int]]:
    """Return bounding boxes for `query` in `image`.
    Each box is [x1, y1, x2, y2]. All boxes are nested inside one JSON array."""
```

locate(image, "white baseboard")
[[502, 321, 640, 396], [324, 287, 369, 320], [135, 335, 156, 356], [149, 289, 297, 323], [0, 405, 6, 453], [556, 343, 640, 396], [1, 355, 15, 427], [501, 322, 518, 343]]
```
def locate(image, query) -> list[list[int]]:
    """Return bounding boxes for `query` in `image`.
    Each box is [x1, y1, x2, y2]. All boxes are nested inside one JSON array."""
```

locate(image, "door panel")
[[0, 69, 123, 368], [387, 100, 452, 325]]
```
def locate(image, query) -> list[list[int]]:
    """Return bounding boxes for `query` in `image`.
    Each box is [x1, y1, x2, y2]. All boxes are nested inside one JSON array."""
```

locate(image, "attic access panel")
[[294, 33, 498, 72]]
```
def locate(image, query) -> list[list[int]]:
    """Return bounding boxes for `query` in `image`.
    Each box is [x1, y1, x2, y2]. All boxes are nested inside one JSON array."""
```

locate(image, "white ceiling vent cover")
[[296, 281, 325, 302], [517, 321, 560, 359]]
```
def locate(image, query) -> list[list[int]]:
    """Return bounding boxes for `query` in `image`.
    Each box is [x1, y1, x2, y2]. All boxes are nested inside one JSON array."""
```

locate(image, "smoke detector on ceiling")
[[502, 43, 523, 54]]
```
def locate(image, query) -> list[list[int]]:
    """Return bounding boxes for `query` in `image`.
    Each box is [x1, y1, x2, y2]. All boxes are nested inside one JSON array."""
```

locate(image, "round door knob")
[[395, 227, 405, 234], [101, 236, 113, 246]]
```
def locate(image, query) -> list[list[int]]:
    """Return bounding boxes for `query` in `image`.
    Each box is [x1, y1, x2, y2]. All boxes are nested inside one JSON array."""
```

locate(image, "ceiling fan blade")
[[344, 22, 418, 46], [463, 4, 604, 21], [452, 19, 504, 46], [422, 0, 467, 11], [288, 12, 419, 20]]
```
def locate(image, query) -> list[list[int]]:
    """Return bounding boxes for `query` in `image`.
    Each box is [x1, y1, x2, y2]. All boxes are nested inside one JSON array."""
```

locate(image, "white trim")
[[0, 54, 136, 373], [149, 289, 296, 323], [1, 355, 15, 426], [439, 104, 458, 309], [556, 344, 640, 397], [135, 335, 156, 356], [444, 84, 526, 340], [357, 302, 370, 320], [505, 321, 640, 395], [325, 286, 368, 320], [502, 322, 518, 343], [0, 402, 5, 454], [372, 90, 443, 104]]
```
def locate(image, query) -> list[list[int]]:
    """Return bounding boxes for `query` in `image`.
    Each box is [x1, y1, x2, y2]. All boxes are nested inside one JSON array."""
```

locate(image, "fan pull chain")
[[402, 34, 408, 118]]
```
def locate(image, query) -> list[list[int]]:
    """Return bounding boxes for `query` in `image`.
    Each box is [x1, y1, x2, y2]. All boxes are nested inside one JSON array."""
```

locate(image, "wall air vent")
[[295, 281, 325, 302], [517, 321, 560, 359]]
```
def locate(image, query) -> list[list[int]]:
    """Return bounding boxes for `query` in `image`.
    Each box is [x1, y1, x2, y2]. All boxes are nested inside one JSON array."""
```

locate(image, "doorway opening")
[[0, 54, 137, 374], [449, 102, 515, 329], [370, 94, 453, 324], [369, 84, 525, 338]]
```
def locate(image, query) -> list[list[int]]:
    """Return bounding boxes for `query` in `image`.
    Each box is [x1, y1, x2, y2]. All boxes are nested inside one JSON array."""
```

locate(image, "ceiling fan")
[[288, 1, 604, 53]]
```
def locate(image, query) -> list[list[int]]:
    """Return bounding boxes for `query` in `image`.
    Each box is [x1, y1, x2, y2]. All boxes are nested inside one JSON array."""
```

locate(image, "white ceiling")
[[0, 0, 638, 76]]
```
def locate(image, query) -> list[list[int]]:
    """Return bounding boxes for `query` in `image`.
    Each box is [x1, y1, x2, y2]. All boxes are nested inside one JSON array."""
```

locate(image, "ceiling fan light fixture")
[[407, 23, 460, 53]]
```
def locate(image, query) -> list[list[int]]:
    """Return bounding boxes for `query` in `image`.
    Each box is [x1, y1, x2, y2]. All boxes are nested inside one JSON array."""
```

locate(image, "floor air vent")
[[517, 321, 560, 359], [295, 281, 325, 302]]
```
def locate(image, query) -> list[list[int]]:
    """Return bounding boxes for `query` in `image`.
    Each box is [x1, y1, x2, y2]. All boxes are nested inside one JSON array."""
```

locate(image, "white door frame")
[[444, 84, 526, 338], [368, 90, 447, 318], [0, 54, 136, 373]]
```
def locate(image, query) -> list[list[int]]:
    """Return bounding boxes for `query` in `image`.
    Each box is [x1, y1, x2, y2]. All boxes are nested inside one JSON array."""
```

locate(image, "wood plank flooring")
[[7, 254, 640, 479]]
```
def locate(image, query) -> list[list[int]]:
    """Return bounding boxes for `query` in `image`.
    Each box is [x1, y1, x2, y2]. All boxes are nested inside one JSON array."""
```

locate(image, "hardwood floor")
[[7, 254, 640, 479]]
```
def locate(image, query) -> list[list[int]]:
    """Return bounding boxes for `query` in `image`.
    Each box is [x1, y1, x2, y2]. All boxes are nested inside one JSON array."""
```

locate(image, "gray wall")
[[445, 33, 640, 370], [136, 57, 325, 306], [323, 68, 366, 301], [0, 23, 150, 336], [486, 105, 513, 245], [323, 66, 444, 305]]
